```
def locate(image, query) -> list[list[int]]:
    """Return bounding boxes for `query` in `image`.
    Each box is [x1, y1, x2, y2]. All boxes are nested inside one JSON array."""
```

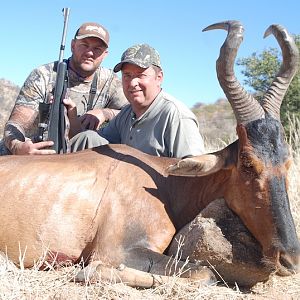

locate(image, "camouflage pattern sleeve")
[[105, 72, 128, 110], [14, 64, 53, 111], [3, 63, 53, 153], [4, 106, 38, 154]]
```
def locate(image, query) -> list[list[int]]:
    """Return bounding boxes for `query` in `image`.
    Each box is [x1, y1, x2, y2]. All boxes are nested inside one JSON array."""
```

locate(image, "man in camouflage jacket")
[[0, 22, 127, 155]]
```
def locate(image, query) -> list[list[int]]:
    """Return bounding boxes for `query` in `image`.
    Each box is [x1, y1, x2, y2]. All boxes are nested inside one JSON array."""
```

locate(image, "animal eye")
[[243, 159, 253, 168], [240, 153, 252, 166], [240, 152, 263, 175]]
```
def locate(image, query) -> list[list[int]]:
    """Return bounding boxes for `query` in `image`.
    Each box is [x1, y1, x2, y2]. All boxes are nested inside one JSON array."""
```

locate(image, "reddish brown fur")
[[0, 135, 298, 284]]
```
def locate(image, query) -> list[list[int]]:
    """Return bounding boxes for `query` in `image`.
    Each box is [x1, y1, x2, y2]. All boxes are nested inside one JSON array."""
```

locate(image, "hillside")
[[0, 79, 237, 145], [193, 99, 237, 148], [0, 79, 20, 135]]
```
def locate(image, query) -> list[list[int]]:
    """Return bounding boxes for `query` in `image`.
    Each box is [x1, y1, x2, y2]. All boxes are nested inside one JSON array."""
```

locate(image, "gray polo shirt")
[[99, 90, 204, 158]]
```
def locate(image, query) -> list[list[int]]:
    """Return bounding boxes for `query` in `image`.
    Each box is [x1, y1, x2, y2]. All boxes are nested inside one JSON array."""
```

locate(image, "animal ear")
[[166, 154, 224, 177]]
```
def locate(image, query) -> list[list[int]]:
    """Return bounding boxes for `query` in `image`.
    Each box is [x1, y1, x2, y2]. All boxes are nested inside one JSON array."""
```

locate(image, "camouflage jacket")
[[1, 60, 127, 154]]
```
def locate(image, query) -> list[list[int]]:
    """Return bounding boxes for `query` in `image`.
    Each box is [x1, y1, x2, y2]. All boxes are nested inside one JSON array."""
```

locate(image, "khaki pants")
[[69, 130, 109, 152]]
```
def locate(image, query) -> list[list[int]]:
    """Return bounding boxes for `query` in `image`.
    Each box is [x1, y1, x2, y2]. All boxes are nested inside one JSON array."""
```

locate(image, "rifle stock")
[[47, 8, 70, 153]]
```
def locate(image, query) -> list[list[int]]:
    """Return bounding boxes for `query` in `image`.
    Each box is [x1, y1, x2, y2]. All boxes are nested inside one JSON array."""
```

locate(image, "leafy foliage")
[[237, 34, 300, 134]]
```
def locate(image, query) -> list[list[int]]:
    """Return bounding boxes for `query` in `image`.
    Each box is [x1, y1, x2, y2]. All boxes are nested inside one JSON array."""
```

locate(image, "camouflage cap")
[[113, 44, 161, 72], [74, 22, 109, 47]]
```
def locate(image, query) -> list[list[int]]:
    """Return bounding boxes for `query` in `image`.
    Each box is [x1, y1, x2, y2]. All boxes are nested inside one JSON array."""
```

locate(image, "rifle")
[[41, 8, 70, 153]]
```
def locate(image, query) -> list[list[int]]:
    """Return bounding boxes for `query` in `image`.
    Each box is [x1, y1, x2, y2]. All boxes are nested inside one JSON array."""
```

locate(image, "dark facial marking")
[[269, 176, 299, 250], [244, 115, 300, 262], [245, 114, 289, 166]]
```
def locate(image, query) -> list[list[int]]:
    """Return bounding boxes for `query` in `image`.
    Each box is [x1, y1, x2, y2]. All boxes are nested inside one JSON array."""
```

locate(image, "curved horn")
[[262, 25, 299, 120], [203, 21, 265, 124]]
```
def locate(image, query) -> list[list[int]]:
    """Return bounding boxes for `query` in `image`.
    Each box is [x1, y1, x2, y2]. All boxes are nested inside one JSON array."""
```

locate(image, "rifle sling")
[[52, 60, 98, 112], [87, 72, 98, 111]]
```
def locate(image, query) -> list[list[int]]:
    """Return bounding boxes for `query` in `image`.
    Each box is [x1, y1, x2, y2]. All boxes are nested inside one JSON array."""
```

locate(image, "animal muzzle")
[[277, 249, 300, 276], [265, 245, 300, 276]]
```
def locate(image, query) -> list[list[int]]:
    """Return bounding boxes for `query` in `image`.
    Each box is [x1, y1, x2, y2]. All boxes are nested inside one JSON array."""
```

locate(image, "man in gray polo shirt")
[[70, 43, 204, 158]]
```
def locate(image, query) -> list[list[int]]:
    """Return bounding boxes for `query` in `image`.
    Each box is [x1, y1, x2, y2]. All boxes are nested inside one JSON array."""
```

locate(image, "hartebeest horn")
[[203, 21, 265, 124], [263, 25, 299, 120]]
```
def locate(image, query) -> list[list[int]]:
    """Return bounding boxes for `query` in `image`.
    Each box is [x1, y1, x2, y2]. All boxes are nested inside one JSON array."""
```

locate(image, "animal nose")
[[277, 249, 300, 275]]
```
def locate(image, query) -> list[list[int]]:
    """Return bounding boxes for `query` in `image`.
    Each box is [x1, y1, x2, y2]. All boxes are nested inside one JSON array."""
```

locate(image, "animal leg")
[[75, 248, 216, 288], [124, 247, 216, 282], [75, 261, 215, 288]]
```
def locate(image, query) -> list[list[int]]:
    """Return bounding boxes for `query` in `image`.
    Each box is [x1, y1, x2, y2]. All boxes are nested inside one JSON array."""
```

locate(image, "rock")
[[168, 199, 271, 287]]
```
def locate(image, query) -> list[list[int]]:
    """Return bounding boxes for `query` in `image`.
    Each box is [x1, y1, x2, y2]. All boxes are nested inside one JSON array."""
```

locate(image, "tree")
[[237, 34, 300, 134]]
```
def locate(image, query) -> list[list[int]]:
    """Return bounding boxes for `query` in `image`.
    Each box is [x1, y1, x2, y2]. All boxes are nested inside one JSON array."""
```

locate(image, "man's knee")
[[70, 130, 109, 152]]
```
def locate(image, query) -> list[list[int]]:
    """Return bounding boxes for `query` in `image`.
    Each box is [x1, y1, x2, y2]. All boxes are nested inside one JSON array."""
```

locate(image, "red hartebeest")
[[0, 21, 299, 287]]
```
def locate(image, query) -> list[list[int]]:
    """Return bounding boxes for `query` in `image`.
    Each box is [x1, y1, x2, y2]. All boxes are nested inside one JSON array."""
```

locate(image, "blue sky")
[[1, 0, 299, 108]]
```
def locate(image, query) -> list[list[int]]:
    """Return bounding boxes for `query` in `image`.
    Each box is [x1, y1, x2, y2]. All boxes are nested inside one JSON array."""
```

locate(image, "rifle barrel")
[[58, 8, 70, 63], [47, 7, 70, 153]]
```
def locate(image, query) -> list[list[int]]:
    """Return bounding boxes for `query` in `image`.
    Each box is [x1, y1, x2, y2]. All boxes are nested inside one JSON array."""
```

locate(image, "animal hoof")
[[74, 261, 100, 283], [190, 266, 217, 285]]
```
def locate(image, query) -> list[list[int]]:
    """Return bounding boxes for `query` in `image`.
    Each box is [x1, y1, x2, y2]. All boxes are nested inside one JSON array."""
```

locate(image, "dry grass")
[[288, 115, 300, 234], [1, 254, 300, 299], [1, 120, 300, 299]]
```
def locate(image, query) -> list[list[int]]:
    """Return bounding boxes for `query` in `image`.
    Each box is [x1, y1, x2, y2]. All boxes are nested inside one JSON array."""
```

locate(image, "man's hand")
[[63, 98, 77, 119], [63, 98, 82, 138], [63, 98, 119, 133], [79, 109, 108, 130], [13, 140, 56, 155], [63, 98, 105, 130]]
